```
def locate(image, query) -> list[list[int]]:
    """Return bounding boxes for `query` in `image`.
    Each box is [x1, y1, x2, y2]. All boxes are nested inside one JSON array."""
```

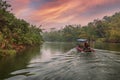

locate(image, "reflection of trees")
[[0, 46, 41, 80], [43, 42, 76, 53], [94, 42, 120, 51]]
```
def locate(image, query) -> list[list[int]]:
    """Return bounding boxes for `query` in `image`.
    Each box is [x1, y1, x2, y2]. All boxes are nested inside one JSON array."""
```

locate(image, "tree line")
[[43, 12, 120, 43], [0, 0, 43, 55]]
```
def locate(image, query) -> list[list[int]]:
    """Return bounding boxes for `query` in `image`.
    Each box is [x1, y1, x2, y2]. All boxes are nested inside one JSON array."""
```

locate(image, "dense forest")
[[43, 12, 120, 43], [0, 0, 43, 56]]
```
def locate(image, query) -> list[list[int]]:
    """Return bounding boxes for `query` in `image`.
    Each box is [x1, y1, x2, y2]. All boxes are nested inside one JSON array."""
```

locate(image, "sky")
[[7, 0, 120, 30]]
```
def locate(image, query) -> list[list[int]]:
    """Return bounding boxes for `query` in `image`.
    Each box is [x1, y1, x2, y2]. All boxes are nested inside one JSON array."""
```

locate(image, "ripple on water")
[[5, 75, 27, 80], [5, 47, 120, 80]]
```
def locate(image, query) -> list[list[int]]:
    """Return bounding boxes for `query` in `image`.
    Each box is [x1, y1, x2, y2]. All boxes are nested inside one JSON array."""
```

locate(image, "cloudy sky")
[[7, 0, 120, 30]]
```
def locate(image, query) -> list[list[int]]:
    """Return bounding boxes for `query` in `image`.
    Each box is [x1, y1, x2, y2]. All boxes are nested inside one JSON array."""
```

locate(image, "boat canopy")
[[77, 39, 87, 42]]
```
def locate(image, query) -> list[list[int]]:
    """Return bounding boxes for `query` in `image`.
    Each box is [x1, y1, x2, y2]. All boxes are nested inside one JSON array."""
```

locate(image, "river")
[[0, 42, 120, 80]]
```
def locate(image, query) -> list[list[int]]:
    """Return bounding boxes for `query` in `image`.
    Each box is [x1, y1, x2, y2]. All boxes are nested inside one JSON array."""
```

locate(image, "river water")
[[0, 42, 120, 80]]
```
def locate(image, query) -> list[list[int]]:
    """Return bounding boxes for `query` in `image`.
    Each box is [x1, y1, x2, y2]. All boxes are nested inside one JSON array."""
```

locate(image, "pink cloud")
[[7, 0, 120, 30], [8, 0, 30, 17]]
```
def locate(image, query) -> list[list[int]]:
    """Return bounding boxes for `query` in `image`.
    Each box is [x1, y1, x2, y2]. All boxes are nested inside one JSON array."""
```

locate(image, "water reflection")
[[0, 46, 41, 80], [30, 42, 76, 63], [0, 42, 120, 80], [4, 42, 120, 80], [94, 42, 120, 52], [0, 42, 75, 80]]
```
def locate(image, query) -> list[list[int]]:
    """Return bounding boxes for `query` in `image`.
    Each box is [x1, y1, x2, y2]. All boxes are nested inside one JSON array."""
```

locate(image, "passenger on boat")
[[83, 42, 94, 52], [76, 44, 83, 52]]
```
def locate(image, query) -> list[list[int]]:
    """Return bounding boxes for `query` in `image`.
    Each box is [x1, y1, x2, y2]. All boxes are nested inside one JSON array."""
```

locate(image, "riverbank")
[[0, 42, 43, 57], [96, 38, 120, 43], [0, 41, 43, 58], [0, 44, 25, 57]]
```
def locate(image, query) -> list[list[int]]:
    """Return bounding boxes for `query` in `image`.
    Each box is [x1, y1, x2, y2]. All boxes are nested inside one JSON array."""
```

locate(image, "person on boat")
[[83, 42, 90, 52], [83, 42, 94, 52], [76, 44, 83, 52]]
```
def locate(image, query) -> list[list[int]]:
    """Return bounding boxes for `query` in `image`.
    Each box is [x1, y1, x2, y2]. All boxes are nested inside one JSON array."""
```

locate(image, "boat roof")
[[77, 39, 87, 42]]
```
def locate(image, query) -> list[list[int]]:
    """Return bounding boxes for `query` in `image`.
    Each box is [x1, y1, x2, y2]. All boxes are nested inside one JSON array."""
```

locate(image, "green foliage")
[[0, 49, 16, 56], [0, 0, 43, 55], [43, 25, 82, 42]]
